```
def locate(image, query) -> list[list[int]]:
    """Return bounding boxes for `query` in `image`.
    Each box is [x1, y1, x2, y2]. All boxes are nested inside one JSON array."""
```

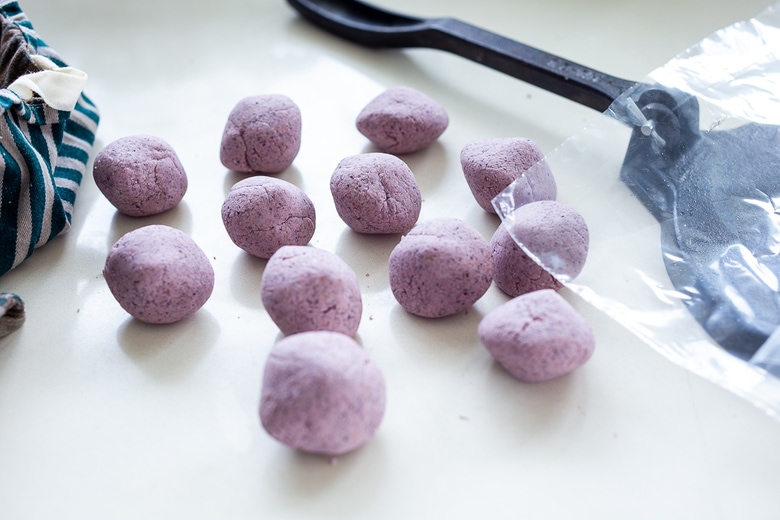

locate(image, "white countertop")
[[2, 0, 779, 518]]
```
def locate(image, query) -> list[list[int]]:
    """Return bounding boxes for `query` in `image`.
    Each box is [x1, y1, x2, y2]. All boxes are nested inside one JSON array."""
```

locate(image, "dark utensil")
[[287, 0, 635, 112], [288, 0, 780, 372]]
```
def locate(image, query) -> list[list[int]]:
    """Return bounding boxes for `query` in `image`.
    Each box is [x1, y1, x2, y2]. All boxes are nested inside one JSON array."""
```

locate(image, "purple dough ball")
[[388, 218, 493, 318], [460, 137, 556, 214], [93, 134, 188, 217], [103, 225, 214, 324], [356, 86, 448, 154], [478, 289, 595, 382], [259, 331, 386, 456], [220, 94, 302, 173], [330, 153, 421, 234], [261, 246, 363, 336], [491, 200, 589, 297], [491, 223, 562, 297], [222, 176, 316, 259]]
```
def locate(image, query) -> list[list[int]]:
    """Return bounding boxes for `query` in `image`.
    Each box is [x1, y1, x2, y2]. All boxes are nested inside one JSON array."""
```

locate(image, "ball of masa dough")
[[356, 86, 448, 155], [220, 94, 302, 173], [103, 225, 214, 324], [93, 134, 188, 217], [460, 137, 556, 214], [478, 289, 595, 382], [388, 217, 493, 318], [330, 153, 421, 234], [491, 200, 589, 297], [261, 246, 363, 336], [259, 331, 386, 456], [222, 176, 316, 259]]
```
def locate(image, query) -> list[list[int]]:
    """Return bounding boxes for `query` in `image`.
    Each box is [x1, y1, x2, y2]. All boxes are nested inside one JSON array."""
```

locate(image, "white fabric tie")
[[8, 54, 87, 111]]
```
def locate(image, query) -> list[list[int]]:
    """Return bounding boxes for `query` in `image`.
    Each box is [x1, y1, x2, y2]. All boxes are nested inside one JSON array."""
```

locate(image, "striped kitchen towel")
[[0, 0, 99, 277]]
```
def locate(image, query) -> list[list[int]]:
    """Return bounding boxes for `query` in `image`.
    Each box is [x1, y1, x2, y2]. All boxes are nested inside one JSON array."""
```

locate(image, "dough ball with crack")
[[220, 94, 301, 173], [261, 246, 362, 336], [330, 153, 421, 234], [222, 177, 315, 259]]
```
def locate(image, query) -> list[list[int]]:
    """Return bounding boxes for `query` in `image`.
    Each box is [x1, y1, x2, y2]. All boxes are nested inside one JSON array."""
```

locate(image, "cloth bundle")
[[0, 0, 99, 278], [0, 1, 99, 337]]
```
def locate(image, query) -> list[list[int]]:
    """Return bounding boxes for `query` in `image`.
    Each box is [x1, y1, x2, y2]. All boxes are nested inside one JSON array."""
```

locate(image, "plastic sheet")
[[494, 3, 780, 419]]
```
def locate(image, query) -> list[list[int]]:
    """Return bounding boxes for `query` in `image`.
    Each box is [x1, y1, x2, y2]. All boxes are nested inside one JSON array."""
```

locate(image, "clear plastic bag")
[[494, 3, 780, 419]]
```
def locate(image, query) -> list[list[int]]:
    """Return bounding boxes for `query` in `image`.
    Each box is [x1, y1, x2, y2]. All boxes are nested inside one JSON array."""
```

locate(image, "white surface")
[[2, 1, 779, 519]]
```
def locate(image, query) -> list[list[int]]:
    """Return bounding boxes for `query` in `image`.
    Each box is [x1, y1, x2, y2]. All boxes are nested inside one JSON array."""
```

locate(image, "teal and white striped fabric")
[[0, 1, 99, 276]]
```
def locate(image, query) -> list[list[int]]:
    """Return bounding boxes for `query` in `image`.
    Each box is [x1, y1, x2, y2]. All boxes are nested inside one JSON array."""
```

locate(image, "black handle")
[[422, 19, 635, 112], [288, 0, 636, 112]]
